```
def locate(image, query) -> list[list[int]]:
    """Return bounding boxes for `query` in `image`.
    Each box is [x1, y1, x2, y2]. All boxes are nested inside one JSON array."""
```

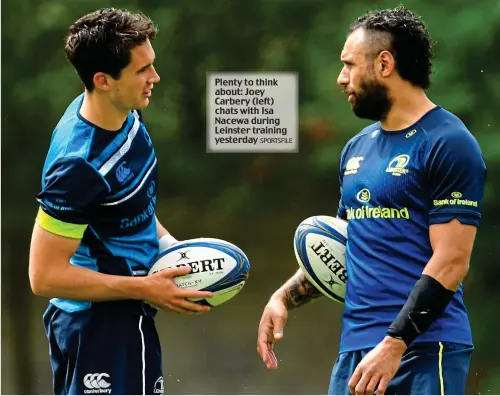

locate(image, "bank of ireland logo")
[[154, 376, 164, 394], [344, 156, 364, 176], [356, 188, 371, 203], [386, 155, 410, 176], [116, 161, 134, 185], [451, 192, 462, 199], [147, 181, 156, 198]]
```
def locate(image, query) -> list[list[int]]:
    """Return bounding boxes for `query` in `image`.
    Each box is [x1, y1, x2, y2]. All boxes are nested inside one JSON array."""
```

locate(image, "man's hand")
[[144, 266, 213, 315], [257, 295, 288, 369], [348, 336, 406, 395]]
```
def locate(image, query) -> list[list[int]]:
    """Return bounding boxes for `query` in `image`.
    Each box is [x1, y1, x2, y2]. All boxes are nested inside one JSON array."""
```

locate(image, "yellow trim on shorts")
[[438, 341, 444, 395], [36, 207, 87, 239]]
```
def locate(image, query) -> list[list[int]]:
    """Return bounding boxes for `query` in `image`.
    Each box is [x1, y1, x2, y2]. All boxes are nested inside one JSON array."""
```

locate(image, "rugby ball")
[[293, 216, 348, 303], [148, 238, 250, 306]]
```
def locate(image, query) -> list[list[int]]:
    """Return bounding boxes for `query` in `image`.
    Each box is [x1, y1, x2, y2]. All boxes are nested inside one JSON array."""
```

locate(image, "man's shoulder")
[[421, 107, 471, 137], [420, 106, 479, 149], [342, 122, 381, 152], [45, 95, 100, 177]]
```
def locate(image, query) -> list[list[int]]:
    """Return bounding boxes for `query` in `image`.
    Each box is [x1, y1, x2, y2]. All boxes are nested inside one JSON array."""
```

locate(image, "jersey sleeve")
[[36, 157, 109, 238], [425, 127, 487, 227]]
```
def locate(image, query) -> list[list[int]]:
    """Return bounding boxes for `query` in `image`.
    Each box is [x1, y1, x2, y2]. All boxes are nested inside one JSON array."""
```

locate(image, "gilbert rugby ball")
[[293, 216, 348, 303], [148, 238, 250, 306]]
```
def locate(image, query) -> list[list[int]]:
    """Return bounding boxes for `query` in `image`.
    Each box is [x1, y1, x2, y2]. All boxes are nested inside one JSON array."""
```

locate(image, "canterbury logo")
[[83, 373, 111, 394], [344, 156, 364, 175]]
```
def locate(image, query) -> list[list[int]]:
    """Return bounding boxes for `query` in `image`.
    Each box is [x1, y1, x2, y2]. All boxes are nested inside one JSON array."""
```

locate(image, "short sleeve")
[[36, 157, 109, 238], [425, 128, 487, 227]]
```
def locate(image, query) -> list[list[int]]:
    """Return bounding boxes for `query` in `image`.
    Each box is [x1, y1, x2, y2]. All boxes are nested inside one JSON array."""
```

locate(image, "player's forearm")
[[30, 261, 148, 302], [155, 216, 169, 239], [273, 269, 323, 310], [422, 250, 469, 291], [386, 254, 468, 346]]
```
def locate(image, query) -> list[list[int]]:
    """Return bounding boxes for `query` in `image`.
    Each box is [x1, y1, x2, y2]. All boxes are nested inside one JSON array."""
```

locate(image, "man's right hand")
[[144, 266, 212, 315], [257, 294, 289, 369]]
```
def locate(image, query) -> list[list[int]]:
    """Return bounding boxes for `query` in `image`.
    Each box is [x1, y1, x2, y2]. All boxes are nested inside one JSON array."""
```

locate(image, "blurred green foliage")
[[2, 0, 500, 394]]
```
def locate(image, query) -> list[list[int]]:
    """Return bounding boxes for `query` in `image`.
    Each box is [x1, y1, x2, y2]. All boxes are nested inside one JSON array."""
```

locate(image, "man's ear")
[[93, 72, 112, 91], [377, 50, 396, 77]]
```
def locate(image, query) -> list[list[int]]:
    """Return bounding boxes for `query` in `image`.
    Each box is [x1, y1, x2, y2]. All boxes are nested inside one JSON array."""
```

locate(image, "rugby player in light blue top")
[[257, 6, 486, 395], [29, 8, 212, 395]]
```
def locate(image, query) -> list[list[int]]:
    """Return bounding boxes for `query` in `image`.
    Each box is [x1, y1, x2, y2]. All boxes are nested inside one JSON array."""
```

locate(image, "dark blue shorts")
[[328, 342, 473, 395], [43, 303, 163, 395]]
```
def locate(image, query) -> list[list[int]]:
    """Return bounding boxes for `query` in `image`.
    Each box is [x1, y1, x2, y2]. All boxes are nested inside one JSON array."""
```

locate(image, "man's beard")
[[351, 78, 392, 121]]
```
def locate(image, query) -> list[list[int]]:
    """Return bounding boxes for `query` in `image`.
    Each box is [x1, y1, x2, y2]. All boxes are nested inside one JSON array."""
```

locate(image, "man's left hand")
[[348, 336, 407, 395]]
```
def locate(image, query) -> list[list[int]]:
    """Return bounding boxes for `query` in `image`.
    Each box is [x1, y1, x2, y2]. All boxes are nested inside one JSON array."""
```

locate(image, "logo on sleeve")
[[116, 161, 134, 185], [344, 157, 364, 175], [386, 155, 410, 176], [433, 192, 478, 208]]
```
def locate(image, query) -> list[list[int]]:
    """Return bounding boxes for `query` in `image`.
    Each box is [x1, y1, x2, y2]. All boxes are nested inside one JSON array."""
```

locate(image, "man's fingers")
[[271, 315, 285, 340], [257, 331, 279, 369], [348, 366, 363, 395], [354, 371, 371, 395], [267, 349, 278, 369], [179, 288, 213, 299], [257, 333, 273, 360], [366, 374, 381, 395], [376, 376, 389, 395], [161, 265, 192, 277], [175, 298, 211, 313], [164, 303, 194, 315]]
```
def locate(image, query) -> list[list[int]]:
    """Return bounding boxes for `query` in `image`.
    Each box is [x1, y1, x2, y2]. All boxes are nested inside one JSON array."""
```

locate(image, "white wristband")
[[158, 234, 178, 252]]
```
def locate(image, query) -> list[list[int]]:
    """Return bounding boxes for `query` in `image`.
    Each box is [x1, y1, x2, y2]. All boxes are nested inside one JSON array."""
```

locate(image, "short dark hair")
[[348, 5, 435, 89], [65, 8, 157, 91]]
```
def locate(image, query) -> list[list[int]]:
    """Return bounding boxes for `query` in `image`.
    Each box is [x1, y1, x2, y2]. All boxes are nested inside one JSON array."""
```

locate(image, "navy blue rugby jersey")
[[36, 93, 159, 313], [337, 106, 486, 353]]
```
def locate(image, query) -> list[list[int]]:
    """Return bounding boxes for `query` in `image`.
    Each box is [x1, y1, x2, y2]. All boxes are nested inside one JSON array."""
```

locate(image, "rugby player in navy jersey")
[[257, 6, 486, 395], [29, 8, 213, 395]]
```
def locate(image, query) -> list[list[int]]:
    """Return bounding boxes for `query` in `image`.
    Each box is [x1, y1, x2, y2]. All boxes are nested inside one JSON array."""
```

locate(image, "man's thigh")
[[45, 306, 163, 395], [389, 342, 473, 395], [327, 342, 472, 395]]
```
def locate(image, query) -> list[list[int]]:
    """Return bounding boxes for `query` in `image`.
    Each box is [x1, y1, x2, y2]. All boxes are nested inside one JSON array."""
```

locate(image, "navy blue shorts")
[[43, 303, 163, 395], [328, 342, 473, 395]]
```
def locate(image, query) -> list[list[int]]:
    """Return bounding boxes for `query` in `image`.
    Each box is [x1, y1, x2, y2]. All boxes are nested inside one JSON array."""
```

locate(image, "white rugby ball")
[[148, 238, 250, 306], [293, 216, 348, 303]]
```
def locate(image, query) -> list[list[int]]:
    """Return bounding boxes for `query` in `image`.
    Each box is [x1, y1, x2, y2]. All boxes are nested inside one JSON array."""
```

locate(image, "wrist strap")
[[387, 275, 455, 346]]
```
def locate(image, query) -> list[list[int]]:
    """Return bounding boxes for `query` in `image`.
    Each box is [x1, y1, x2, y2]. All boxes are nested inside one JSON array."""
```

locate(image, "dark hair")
[[65, 8, 157, 91], [348, 5, 435, 89]]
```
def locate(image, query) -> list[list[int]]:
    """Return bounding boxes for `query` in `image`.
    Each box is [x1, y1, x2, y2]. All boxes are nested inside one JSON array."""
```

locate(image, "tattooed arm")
[[275, 269, 324, 309], [257, 269, 323, 369]]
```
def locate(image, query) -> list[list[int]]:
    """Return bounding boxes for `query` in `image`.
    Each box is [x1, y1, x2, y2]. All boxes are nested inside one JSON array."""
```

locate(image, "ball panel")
[[150, 246, 237, 291], [293, 216, 348, 304], [148, 238, 250, 307]]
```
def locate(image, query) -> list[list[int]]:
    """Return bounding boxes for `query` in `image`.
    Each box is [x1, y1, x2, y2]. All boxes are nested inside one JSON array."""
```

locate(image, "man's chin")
[[352, 108, 381, 121], [135, 98, 150, 109]]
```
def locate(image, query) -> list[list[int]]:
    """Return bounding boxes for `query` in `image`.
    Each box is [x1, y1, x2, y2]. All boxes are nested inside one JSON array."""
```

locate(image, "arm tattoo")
[[283, 271, 323, 309]]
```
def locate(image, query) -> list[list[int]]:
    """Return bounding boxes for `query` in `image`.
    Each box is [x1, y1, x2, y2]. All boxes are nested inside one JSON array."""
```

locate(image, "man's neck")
[[381, 86, 436, 131], [80, 91, 129, 131]]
